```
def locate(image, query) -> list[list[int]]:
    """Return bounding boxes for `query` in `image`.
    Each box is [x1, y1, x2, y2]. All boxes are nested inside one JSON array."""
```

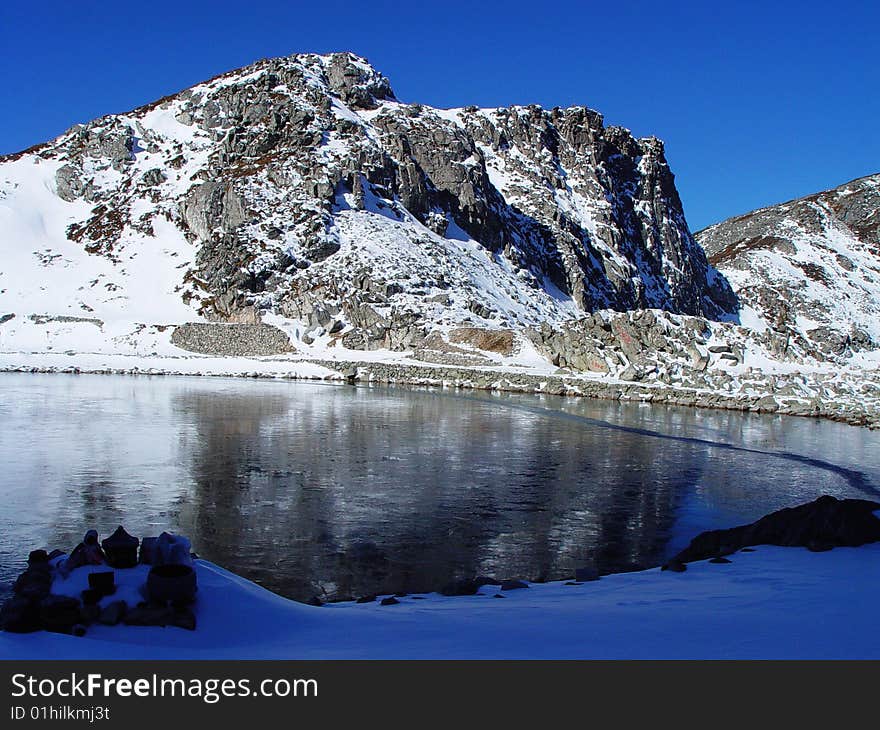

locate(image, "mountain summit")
[[0, 51, 734, 354]]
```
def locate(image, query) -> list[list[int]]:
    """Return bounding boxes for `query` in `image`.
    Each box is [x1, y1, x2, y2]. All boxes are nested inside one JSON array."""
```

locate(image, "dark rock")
[[672, 496, 880, 564], [708, 557, 732, 564], [356, 594, 377, 604], [88, 571, 116, 597], [393, 592, 407, 598], [28, 549, 49, 566], [139, 537, 159, 565], [564, 581, 583, 586], [123, 602, 173, 627], [13, 570, 52, 601], [661, 560, 687, 573], [40, 595, 82, 633], [102, 526, 139, 568], [411, 596, 426, 600], [574, 567, 600, 582], [0, 596, 41, 633], [380, 597, 399, 606], [146, 563, 197, 605], [740, 547, 756, 552], [807, 540, 834, 553], [306, 596, 323, 606], [440, 579, 481, 596], [500, 580, 529, 591], [79, 603, 101, 624], [474, 576, 500, 587], [170, 608, 197, 631], [81, 589, 103, 605], [98, 601, 127, 626], [65, 531, 107, 571], [493, 594, 506, 599]]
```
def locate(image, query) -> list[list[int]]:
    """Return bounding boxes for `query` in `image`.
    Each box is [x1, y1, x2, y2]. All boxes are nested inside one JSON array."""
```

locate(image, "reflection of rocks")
[[168, 381, 687, 602]]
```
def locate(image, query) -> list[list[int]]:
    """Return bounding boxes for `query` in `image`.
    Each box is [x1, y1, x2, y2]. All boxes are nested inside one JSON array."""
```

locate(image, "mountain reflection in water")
[[0, 374, 877, 602]]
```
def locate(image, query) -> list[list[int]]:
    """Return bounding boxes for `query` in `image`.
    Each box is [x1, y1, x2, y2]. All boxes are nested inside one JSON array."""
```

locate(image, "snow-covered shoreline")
[[3, 545, 880, 659], [1, 350, 877, 430]]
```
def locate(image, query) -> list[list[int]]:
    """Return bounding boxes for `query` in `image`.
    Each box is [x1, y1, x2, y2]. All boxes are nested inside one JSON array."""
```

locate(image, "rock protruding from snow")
[[672, 495, 880, 562]]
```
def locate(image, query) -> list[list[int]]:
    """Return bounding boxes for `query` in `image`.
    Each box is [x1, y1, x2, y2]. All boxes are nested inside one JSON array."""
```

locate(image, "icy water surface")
[[1, 373, 878, 602]]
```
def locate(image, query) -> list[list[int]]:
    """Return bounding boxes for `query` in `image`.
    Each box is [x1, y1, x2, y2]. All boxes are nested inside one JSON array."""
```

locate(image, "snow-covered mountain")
[[1, 50, 877, 428], [0, 51, 734, 360], [697, 174, 880, 365]]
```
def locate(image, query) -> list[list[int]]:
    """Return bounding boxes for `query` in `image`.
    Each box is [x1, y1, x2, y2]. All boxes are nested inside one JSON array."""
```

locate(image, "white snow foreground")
[[3, 546, 880, 659]]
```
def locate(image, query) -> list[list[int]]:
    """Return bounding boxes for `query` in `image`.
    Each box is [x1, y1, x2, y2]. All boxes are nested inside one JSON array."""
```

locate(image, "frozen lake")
[[1, 373, 878, 602]]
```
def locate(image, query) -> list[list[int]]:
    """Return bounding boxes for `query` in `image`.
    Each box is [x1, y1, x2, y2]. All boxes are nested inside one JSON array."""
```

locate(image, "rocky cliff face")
[[697, 174, 880, 362], [0, 52, 734, 356]]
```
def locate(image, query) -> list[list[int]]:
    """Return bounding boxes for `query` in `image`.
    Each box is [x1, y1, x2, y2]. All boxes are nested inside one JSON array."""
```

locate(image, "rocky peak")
[[1, 51, 736, 352]]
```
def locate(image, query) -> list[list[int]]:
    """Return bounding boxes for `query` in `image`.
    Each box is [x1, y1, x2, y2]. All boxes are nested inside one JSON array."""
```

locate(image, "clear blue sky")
[[1, 0, 877, 230]]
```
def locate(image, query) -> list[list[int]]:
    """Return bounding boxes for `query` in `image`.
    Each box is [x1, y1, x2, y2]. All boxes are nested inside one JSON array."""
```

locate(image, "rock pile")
[[0, 528, 199, 635], [171, 322, 294, 356]]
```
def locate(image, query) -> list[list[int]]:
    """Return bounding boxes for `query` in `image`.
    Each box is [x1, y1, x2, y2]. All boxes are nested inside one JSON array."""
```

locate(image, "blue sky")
[[1, 0, 877, 230]]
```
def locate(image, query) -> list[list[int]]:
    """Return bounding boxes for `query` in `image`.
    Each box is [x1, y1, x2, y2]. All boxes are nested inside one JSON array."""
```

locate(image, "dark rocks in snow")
[[64, 530, 107, 573], [102, 526, 139, 568], [661, 560, 687, 573], [673, 496, 880, 564], [708, 557, 732, 564], [356, 594, 377, 604], [139, 536, 159, 565], [40, 595, 83, 634], [123, 602, 174, 628], [500, 580, 529, 591], [440, 579, 481, 596], [88, 570, 116, 597], [80, 589, 102, 606], [28, 549, 49, 567], [12, 569, 52, 601], [169, 608, 197, 631], [98, 601, 128, 626], [146, 563, 197, 606], [807, 541, 834, 553], [380, 597, 399, 606], [574, 567, 600, 582], [0, 596, 42, 633], [79, 603, 101, 624], [1, 528, 204, 635]]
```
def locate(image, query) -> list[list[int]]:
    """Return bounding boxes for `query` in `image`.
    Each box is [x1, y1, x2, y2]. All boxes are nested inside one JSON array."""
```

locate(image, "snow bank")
[[3, 545, 879, 659]]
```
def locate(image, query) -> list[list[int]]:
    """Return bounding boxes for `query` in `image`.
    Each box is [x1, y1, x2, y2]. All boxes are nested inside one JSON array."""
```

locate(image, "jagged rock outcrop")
[[0, 51, 734, 355]]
